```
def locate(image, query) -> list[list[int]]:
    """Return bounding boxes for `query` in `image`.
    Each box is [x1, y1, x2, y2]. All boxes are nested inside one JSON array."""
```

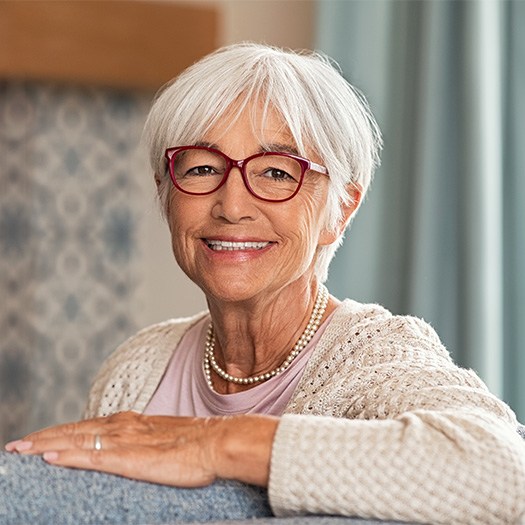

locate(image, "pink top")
[[144, 313, 333, 417]]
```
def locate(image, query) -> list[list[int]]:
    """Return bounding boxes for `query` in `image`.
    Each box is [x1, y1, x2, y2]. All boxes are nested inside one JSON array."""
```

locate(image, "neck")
[[205, 280, 337, 393]]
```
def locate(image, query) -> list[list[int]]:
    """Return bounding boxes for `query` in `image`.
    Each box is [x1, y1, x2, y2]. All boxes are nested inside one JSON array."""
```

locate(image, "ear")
[[154, 172, 166, 202], [318, 184, 362, 246]]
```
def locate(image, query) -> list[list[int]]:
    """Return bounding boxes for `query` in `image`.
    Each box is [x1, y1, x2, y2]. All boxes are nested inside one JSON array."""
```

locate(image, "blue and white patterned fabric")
[[0, 81, 151, 442]]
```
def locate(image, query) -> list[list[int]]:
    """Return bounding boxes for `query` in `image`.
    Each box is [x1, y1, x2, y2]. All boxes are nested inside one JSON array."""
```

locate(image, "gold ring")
[[94, 434, 102, 451]]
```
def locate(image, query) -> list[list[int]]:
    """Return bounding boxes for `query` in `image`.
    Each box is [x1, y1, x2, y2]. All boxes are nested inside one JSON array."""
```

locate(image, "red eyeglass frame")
[[164, 145, 329, 203]]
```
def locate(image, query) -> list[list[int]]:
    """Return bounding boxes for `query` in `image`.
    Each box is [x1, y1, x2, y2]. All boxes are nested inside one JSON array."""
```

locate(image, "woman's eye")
[[186, 165, 216, 176], [264, 168, 293, 181]]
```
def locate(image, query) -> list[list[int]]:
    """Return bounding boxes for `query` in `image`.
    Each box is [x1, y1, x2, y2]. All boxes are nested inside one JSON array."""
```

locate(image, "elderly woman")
[[5, 43, 525, 525]]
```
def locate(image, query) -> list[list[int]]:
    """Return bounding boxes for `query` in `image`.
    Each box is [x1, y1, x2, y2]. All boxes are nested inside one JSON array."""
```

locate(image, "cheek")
[[166, 196, 182, 241], [167, 217, 186, 264], [284, 192, 328, 260], [301, 189, 328, 238], [165, 195, 194, 257], [302, 183, 340, 246]]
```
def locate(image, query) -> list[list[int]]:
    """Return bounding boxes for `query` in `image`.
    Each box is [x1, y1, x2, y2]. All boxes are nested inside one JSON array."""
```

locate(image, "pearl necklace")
[[203, 284, 329, 389]]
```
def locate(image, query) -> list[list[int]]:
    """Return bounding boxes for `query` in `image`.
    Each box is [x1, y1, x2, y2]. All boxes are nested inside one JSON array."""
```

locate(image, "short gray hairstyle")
[[143, 42, 382, 283]]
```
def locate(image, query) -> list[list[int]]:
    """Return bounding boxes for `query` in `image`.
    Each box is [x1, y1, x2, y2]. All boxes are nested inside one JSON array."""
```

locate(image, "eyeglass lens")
[[171, 148, 302, 201]]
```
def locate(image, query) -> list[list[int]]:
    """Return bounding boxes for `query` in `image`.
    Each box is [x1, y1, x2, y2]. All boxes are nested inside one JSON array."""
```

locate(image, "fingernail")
[[4, 440, 22, 452], [5, 440, 32, 452], [43, 451, 59, 462], [14, 441, 33, 452]]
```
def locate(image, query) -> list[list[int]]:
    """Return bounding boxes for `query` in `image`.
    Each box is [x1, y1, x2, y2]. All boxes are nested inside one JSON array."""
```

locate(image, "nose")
[[211, 166, 258, 222]]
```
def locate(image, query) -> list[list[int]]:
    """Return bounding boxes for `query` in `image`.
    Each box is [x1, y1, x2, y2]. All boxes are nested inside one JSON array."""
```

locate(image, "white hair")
[[143, 42, 382, 282]]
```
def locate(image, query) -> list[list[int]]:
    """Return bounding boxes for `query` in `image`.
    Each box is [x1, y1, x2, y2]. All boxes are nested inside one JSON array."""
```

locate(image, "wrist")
[[213, 415, 279, 486]]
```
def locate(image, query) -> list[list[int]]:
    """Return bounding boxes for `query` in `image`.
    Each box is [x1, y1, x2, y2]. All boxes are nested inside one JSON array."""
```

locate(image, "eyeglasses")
[[164, 146, 329, 203]]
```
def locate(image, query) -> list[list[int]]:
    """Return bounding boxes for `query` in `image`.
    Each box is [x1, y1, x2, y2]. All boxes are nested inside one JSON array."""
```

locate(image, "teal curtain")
[[318, 0, 524, 420]]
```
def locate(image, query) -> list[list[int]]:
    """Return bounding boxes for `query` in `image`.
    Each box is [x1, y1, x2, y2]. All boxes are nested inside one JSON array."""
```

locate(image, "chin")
[[200, 278, 269, 304]]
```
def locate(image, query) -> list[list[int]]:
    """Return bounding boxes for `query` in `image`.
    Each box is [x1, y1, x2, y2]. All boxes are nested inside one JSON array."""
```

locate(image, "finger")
[[42, 446, 216, 488], [43, 447, 150, 479], [5, 439, 32, 452], [3, 418, 111, 452], [42, 448, 112, 473], [23, 418, 105, 443], [12, 433, 113, 455], [5, 413, 148, 453]]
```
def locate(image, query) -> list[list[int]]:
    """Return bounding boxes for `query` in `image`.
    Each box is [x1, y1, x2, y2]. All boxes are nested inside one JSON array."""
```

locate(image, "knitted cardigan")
[[85, 299, 525, 525]]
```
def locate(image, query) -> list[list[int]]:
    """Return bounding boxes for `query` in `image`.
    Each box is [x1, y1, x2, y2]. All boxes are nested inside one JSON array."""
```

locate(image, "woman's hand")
[[4, 411, 279, 488]]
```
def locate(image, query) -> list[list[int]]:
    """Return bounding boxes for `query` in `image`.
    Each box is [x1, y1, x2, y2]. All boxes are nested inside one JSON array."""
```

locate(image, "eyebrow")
[[260, 143, 300, 156], [195, 140, 216, 149], [194, 141, 300, 157]]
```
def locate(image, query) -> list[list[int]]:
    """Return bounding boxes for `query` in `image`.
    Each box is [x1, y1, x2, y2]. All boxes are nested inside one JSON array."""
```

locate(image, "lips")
[[204, 239, 271, 251]]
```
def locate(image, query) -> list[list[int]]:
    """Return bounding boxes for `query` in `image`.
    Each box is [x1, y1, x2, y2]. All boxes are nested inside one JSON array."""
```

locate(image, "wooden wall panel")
[[0, 1, 219, 90]]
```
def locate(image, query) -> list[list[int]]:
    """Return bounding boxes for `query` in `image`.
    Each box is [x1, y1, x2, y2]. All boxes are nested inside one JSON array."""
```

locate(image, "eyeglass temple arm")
[[309, 161, 329, 176]]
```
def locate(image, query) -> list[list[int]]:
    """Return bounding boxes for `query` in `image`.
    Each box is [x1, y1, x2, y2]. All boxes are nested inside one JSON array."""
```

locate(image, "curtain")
[[318, 0, 524, 420]]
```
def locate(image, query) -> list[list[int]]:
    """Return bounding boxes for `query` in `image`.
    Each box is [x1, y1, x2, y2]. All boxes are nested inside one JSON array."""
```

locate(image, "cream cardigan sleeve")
[[269, 300, 525, 524]]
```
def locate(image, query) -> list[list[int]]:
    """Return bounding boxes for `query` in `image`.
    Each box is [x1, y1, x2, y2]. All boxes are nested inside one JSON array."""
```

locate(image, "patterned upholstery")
[[0, 81, 149, 442]]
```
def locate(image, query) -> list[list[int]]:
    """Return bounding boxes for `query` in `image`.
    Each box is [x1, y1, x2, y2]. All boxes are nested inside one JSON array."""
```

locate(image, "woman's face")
[[164, 102, 338, 303]]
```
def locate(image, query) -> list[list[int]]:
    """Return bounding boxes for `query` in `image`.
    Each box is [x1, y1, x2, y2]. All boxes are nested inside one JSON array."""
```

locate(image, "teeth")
[[206, 240, 270, 251]]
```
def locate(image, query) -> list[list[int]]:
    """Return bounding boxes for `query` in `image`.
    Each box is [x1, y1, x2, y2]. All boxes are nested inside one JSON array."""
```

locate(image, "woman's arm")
[[269, 412, 525, 525], [5, 411, 279, 488], [270, 307, 525, 524]]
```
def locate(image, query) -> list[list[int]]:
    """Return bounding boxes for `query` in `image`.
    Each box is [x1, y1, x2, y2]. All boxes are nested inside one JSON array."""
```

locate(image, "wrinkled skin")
[[5, 411, 279, 487]]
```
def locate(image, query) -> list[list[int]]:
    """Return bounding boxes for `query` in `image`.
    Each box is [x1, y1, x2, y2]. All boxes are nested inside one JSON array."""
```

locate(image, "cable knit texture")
[[85, 300, 525, 525]]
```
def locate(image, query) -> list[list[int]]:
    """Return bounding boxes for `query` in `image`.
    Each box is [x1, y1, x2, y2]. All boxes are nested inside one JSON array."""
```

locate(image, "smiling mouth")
[[204, 240, 271, 251]]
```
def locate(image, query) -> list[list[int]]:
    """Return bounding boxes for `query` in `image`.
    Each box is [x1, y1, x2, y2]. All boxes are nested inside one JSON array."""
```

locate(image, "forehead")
[[201, 99, 298, 151]]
